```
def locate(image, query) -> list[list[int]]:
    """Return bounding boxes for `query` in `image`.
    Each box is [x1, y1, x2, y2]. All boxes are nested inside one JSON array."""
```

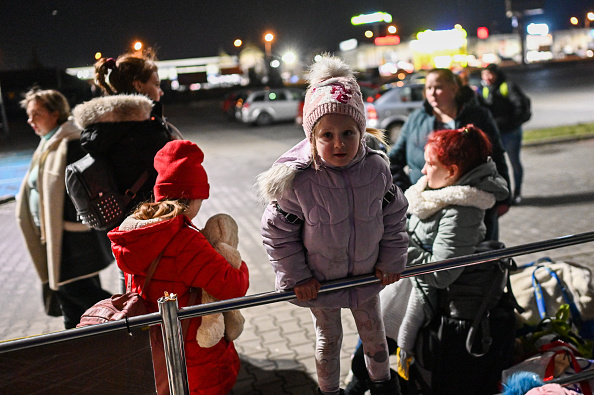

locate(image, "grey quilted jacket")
[[405, 159, 509, 295]]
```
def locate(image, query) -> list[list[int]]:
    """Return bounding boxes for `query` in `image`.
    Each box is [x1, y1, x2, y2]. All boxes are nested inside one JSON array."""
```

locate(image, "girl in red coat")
[[108, 140, 250, 394]]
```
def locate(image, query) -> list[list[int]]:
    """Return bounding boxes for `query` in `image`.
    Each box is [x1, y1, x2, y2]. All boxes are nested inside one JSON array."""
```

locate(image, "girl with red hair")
[[347, 125, 512, 395]]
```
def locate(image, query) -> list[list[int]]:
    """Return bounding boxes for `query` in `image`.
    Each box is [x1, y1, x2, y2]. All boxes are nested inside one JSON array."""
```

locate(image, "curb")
[[0, 196, 15, 205], [523, 133, 594, 147]]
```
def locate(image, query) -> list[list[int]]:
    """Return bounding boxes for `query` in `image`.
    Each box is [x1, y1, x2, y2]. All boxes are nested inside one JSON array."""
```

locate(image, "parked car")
[[237, 88, 304, 126], [221, 89, 250, 119], [365, 83, 425, 144], [402, 71, 428, 85]]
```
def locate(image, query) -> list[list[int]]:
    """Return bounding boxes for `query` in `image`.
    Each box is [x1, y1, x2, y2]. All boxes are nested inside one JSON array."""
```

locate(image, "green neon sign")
[[351, 12, 393, 25]]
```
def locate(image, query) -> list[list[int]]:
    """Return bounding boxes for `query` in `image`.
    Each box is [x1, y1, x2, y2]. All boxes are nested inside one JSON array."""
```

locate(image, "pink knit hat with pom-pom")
[[302, 55, 366, 139]]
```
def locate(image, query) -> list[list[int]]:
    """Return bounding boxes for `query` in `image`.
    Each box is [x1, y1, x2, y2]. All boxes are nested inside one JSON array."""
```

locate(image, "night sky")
[[1, 0, 591, 70]]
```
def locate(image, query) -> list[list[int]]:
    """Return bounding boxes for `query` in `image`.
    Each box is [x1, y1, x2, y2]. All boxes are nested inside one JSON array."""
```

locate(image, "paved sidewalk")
[[1, 130, 593, 393]]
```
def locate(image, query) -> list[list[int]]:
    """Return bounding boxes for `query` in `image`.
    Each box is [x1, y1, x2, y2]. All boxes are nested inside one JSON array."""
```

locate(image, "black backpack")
[[65, 154, 149, 231], [483, 82, 532, 124], [512, 83, 532, 124], [406, 242, 519, 395]]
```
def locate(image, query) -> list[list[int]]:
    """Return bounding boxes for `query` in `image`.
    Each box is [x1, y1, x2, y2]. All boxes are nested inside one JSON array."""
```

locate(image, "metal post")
[[158, 293, 189, 395]]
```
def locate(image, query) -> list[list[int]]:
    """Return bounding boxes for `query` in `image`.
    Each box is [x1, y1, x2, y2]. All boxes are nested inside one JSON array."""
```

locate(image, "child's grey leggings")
[[310, 294, 390, 393]]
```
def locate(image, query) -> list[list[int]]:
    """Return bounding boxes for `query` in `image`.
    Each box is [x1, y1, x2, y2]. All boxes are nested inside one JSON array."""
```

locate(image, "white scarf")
[[405, 176, 496, 220]]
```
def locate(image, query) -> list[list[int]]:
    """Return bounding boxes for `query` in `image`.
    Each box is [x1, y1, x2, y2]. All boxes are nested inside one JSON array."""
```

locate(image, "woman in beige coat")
[[16, 88, 113, 329]]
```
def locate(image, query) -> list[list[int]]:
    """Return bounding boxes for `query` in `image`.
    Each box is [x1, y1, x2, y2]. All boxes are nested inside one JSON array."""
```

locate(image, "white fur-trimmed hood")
[[256, 163, 298, 203], [72, 94, 153, 129], [405, 176, 496, 220]]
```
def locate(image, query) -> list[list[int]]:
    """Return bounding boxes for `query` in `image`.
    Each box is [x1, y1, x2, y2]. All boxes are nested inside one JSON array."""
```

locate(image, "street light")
[[570, 17, 579, 26], [282, 51, 296, 64], [133, 41, 143, 51], [587, 12, 594, 28], [234, 39, 242, 48], [264, 33, 274, 59]]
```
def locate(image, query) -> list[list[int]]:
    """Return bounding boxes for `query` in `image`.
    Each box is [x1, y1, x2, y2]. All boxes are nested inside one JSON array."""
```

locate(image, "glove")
[[396, 347, 414, 381]]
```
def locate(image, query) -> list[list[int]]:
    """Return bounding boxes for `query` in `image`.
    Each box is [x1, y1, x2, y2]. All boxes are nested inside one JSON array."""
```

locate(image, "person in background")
[[94, 48, 164, 102], [72, 49, 181, 292], [16, 88, 113, 329], [481, 63, 528, 205], [73, 48, 179, 219], [258, 55, 409, 395], [347, 125, 512, 395], [388, 68, 511, 241], [108, 140, 249, 395], [454, 67, 481, 105]]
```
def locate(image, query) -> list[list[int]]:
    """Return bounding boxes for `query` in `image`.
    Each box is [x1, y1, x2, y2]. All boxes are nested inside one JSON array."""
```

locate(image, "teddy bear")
[[196, 213, 246, 348]]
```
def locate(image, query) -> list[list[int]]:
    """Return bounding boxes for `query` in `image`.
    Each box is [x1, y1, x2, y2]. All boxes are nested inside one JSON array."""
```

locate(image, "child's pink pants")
[[310, 294, 390, 393]]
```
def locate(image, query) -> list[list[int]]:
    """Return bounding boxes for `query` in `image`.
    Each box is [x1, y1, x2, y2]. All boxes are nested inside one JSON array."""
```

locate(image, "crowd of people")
[[14, 49, 533, 394]]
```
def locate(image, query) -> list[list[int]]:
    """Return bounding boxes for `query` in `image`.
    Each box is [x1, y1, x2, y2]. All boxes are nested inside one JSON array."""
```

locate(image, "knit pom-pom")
[[502, 371, 545, 395], [307, 55, 355, 85]]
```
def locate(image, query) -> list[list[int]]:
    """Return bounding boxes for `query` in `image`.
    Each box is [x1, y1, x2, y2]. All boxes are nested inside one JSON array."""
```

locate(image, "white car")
[[365, 84, 425, 143], [236, 88, 305, 126]]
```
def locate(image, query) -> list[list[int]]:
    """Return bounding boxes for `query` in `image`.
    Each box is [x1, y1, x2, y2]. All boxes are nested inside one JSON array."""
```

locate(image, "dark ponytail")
[[93, 48, 158, 96]]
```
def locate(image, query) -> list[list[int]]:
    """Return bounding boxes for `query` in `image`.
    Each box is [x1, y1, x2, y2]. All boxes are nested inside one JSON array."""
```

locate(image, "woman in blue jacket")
[[388, 68, 511, 241]]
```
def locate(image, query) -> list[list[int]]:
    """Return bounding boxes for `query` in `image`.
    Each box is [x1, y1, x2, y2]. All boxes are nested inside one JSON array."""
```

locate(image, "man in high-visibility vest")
[[481, 63, 530, 205]]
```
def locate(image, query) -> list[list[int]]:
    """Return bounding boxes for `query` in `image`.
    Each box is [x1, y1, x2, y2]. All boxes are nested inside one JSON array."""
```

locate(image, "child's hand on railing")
[[375, 269, 401, 285], [293, 278, 321, 301]]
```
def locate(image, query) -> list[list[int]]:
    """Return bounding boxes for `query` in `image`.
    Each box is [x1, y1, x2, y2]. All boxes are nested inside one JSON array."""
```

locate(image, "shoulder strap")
[[127, 226, 199, 340], [519, 256, 553, 270], [165, 121, 184, 140], [130, 250, 165, 296], [465, 262, 508, 356], [123, 170, 150, 204], [531, 265, 583, 323], [181, 288, 200, 339], [383, 184, 396, 209], [275, 202, 304, 225]]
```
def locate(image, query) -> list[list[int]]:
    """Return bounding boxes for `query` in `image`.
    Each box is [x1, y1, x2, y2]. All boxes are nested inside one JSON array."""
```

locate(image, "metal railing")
[[1, 230, 594, 394]]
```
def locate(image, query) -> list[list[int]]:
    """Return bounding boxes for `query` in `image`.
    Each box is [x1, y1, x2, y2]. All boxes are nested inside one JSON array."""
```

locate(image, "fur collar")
[[256, 163, 298, 204], [72, 94, 153, 129], [118, 215, 166, 232], [405, 176, 496, 220]]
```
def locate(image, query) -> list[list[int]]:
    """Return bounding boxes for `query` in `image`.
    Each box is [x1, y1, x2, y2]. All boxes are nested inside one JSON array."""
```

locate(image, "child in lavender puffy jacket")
[[257, 55, 409, 394]]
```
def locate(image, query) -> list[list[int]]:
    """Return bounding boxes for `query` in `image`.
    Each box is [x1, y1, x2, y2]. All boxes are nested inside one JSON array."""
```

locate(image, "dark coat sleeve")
[[458, 105, 511, 204], [388, 112, 418, 191]]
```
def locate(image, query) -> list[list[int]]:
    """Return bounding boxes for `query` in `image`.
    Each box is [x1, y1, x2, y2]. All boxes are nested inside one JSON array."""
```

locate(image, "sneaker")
[[512, 194, 522, 205]]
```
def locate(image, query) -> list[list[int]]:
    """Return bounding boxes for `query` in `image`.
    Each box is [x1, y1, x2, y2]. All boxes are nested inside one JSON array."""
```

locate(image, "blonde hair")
[[20, 88, 71, 125], [366, 127, 388, 147], [132, 199, 189, 221]]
